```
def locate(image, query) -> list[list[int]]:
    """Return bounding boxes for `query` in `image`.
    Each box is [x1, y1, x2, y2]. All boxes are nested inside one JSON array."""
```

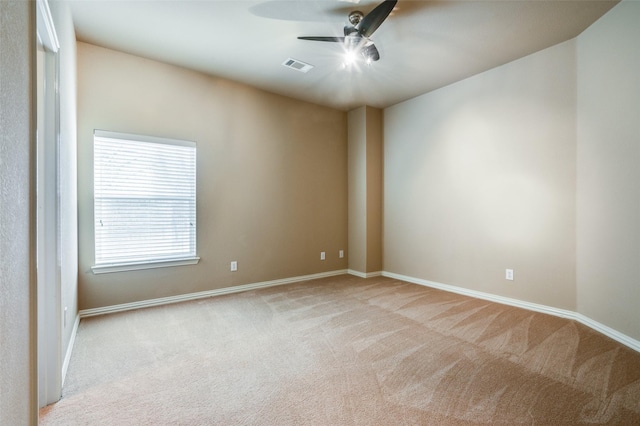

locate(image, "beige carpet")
[[40, 275, 640, 425]]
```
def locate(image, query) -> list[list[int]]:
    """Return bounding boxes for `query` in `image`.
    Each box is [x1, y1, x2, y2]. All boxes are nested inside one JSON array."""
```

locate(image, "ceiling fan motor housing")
[[349, 11, 364, 26]]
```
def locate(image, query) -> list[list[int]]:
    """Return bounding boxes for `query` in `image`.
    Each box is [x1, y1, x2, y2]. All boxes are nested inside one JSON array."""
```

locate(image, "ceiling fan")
[[297, 0, 397, 64]]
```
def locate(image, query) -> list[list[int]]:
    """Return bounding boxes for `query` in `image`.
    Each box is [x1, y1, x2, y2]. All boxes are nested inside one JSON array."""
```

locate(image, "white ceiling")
[[67, 0, 618, 111]]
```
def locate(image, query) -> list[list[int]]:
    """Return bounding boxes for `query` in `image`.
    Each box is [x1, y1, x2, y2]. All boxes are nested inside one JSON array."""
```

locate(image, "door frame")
[[36, 0, 62, 408]]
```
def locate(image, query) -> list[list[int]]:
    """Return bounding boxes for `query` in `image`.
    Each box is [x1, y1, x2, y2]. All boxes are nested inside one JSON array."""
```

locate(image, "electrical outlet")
[[339, 250, 344, 259], [505, 269, 514, 281], [230, 261, 238, 272], [320, 252, 326, 261]]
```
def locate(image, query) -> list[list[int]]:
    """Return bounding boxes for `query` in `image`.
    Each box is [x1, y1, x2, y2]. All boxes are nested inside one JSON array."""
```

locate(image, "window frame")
[[91, 130, 199, 274]]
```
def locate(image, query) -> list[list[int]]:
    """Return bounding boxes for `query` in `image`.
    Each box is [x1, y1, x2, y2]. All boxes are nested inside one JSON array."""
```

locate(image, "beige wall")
[[77, 43, 347, 310], [348, 107, 367, 273], [576, 0, 640, 341], [365, 107, 383, 273], [384, 40, 577, 310], [0, 0, 37, 423], [348, 106, 383, 275]]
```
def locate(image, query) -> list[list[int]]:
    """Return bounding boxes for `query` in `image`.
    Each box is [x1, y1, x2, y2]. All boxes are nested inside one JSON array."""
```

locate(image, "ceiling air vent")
[[282, 58, 314, 73]]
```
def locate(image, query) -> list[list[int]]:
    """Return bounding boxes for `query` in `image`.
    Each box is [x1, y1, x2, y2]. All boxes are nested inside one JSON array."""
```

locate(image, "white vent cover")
[[282, 58, 314, 73]]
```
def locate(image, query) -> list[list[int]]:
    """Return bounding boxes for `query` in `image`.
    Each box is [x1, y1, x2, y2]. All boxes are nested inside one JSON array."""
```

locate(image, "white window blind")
[[93, 130, 198, 273]]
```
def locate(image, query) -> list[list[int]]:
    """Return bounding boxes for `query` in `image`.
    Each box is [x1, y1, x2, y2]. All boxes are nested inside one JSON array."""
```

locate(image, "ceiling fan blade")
[[362, 43, 380, 62], [358, 0, 397, 38], [297, 36, 345, 42]]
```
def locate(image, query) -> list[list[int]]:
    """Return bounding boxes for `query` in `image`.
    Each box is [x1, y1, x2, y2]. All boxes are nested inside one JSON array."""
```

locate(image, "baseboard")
[[382, 271, 576, 319], [62, 314, 80, 387], [79, 269, 348, 318], [573, 313, 640, 353], [348, 270, 383, 279], [76, 268, 640, 353], [382, 271, 640, 353]]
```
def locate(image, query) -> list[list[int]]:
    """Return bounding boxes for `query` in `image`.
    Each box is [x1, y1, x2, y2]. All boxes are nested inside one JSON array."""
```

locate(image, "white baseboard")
[[382, 271, 640, 353], [62, 314, 80, 387], [573, 312, 640, 353], [79, 269, 348, 318], [348, 270, 382, 279], [75, 268, 639, 354]]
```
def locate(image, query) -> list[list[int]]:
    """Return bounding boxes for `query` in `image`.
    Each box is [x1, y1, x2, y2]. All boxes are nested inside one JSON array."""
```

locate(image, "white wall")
[[0, 1, 37, 423], [576, 0, 640, 341], [384, 40, 577, 310], [50, 0, 79, 375]]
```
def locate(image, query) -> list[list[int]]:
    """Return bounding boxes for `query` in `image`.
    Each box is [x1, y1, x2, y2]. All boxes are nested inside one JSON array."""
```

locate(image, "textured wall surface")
[[0, 0, 36, 424]]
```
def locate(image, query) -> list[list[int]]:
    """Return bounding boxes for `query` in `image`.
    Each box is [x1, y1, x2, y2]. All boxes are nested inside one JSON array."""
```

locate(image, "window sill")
[[91, 257, 200, 274]]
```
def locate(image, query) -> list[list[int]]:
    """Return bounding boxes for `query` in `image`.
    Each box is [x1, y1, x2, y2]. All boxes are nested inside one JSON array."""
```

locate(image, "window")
[[92, 130, 198, 273]]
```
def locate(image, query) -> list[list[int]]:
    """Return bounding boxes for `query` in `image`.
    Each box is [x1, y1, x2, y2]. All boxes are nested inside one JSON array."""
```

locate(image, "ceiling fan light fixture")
[[344, 50, 358, 67]]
